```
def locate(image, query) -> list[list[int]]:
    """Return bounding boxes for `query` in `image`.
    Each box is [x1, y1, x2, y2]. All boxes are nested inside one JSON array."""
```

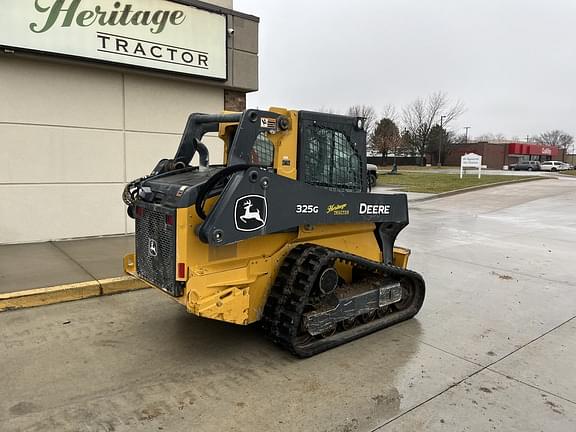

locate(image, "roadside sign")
[[460, 153, 482, 178]]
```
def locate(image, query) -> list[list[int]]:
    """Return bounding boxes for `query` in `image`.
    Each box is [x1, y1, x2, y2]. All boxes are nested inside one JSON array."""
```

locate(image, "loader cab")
[[218, 109, 368, 193]]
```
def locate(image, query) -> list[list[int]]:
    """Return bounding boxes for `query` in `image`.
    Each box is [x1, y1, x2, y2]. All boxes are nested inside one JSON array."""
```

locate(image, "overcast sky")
[[236, 0, 575, 140]]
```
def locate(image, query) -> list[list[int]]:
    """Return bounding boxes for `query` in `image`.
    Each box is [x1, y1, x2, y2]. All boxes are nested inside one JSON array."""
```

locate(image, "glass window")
[[302, 124, 362, 191], [250, 132, 274, 166]]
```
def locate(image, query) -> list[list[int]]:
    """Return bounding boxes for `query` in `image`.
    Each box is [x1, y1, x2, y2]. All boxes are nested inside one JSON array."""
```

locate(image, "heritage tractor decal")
[[326, 203, 350, 216]]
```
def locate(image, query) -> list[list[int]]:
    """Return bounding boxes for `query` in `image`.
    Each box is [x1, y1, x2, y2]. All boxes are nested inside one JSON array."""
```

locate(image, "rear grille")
[[135, 204, 182, 296]]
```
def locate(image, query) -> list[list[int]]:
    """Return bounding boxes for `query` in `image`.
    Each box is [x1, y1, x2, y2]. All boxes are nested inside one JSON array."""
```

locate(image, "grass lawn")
[[562, 170, 576, 176], [376, 172, 534, 194]]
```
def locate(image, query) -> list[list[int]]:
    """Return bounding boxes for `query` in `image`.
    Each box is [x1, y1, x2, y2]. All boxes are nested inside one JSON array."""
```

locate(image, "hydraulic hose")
[[195, 164, 255, 220]]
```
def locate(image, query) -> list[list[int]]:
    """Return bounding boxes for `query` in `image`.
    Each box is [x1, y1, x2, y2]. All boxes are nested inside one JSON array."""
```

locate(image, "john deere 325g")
[[123, 107, 425, 357]]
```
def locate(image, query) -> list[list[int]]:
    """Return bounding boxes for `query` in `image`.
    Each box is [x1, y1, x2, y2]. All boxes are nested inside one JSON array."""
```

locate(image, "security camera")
[[227, 28, 235, 35]]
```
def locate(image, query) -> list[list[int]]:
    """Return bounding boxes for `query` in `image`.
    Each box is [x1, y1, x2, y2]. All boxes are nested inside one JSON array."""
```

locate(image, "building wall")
[[0, 0, 258, 244], [446, 142, 507, 169], [445, 143, 483, 166], [483, 143, 507, 169], [0, 56, 225, 244]]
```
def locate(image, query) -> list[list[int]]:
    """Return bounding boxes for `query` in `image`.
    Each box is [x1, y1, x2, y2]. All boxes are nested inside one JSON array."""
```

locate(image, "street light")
[[437, 115, 446, 166], [464, 126, 471, 144]]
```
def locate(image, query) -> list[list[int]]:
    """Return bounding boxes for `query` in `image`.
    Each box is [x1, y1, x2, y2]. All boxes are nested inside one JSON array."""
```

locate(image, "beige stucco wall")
[[0, 55, 225, 243]]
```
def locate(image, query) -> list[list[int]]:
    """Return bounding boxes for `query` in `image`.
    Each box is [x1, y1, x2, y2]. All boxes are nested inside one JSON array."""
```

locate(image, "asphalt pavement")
[[1, 177, 575, 431]]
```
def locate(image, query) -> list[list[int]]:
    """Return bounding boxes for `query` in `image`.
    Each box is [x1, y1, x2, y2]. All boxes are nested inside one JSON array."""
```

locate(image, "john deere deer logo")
[[235, 195, 267, 232], [148, 238, 158, 257], [240, 199, 264, 224]]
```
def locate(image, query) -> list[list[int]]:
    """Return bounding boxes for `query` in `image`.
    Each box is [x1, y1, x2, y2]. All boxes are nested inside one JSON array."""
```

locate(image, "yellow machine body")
[[124, 107, 411, 326]]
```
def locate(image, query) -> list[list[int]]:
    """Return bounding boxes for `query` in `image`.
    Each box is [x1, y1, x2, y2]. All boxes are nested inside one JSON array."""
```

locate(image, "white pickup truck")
[[367, 164, 378, 187]]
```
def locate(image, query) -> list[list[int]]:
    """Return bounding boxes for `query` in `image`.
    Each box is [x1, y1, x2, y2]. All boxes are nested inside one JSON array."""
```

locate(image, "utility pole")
[[464, 126, 471, 144], [437, 115, 446, 166]]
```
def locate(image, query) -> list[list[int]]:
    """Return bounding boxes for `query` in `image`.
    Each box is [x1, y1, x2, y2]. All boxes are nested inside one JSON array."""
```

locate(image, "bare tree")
[[347, 105, 377, 136], [401, 92, 465, 164], [381, 104, 399, 123], [428, 126, 462, 164], [537, 130, 574, 149], [389, 133, 410, 157], [475, 133, 506, 141]]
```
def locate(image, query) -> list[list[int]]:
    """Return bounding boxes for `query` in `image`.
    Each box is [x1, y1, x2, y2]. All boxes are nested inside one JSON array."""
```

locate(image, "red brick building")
[[445, 141, 563, 169]]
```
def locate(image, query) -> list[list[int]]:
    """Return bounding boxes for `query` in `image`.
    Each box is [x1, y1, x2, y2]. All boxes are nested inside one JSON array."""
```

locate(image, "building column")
[[224, 90, 246, 111]]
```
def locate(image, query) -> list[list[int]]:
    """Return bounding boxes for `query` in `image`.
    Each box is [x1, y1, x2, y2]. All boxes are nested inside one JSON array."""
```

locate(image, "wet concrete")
[[54, 235, 135, 280], [1, 177, 575, 431], [0, 235, 134, 292], [380, 370, 576, 431], [0, 242, 92, 293]]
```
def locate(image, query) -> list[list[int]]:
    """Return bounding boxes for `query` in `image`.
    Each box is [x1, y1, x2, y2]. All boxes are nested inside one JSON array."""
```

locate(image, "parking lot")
[[1, 177, 575, 431]]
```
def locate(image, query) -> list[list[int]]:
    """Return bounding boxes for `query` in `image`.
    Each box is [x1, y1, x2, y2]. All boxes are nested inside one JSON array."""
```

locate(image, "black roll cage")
[[172, 110, 287, 170], [173, 112, 242, 168], [167, 109, 368, 193]]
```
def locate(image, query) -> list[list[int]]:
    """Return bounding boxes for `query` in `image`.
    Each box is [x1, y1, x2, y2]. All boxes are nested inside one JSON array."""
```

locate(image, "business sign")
[[508, 143, 560, 157], [460, 153, 482, 178], [0, 0, 227, 79]]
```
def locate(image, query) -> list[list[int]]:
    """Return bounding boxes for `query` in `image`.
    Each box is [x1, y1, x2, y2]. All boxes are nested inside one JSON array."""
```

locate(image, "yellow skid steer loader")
[[123, 107, 425, 357]]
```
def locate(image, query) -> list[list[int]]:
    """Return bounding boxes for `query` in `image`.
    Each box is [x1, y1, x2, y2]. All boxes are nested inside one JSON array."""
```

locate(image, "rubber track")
[[261, 244, 426, 357]]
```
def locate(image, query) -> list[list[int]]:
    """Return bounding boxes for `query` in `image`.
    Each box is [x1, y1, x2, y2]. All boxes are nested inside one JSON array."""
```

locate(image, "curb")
[[0, 276, 149, 312], [410, 176, 550, 203]]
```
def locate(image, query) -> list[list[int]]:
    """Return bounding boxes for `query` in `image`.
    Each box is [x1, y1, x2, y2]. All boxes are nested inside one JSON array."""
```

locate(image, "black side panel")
[[198, 167, 408, 246], [135, 203, 181, 296]]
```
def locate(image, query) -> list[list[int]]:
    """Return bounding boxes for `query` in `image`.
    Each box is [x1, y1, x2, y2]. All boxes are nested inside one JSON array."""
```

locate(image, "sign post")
[[460, 153, 482, 179]]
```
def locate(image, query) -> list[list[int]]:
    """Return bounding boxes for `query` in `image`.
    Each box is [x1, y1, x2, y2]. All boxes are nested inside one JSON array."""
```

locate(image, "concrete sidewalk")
[[0, 235, 146, 311]]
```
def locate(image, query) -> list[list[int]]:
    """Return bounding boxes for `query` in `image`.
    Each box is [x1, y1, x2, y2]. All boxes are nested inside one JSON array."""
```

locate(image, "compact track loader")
[[123, 107, 425, 357]]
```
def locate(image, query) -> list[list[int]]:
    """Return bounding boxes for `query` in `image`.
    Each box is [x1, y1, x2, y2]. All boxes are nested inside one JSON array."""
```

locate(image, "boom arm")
[[198, 167, 408, 263]]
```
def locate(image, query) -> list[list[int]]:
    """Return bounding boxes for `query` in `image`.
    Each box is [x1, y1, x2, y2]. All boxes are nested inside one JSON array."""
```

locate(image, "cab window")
[[250, 132, 274, 166], [301, 124, 362, 191]]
